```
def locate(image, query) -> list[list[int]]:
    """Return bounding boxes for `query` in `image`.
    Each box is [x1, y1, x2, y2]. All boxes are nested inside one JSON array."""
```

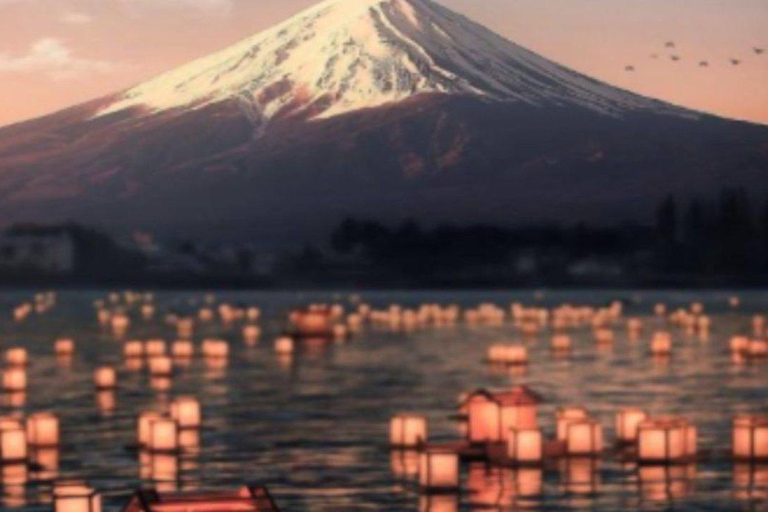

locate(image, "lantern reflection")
[[390, 415, 427, 448], [1, 463, 27, 508], [464, 387, 541, 445], [30, 447, 59, 480], [559, 457, 600, 495], [390, 449, 420, 479], [638, 464, 696, 502], [734, 463, 768, 501], [466, 463, 516, 508], [96, 390, 116, 416], [419, 494, 459, 512], [53, 481, 102, 512], [637, 418, 697, 463], [733, 415, 768, 461], [140, 452, 179, 493], [419, 448, 460, 492]]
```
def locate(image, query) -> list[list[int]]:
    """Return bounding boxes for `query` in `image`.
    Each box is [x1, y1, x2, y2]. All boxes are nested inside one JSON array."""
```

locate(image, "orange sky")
[[0, 0, 766, 127]]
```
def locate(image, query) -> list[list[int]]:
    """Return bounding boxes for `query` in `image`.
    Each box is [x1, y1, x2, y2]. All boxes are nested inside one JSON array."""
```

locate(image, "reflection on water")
[[0, 289, 767, 511]]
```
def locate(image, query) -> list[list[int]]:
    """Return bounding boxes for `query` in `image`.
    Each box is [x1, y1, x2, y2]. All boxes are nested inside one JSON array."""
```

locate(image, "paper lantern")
[[419, 448, 459, 492], [464, 388, 541, 444], [138, 411, 162, 447], [654, 303, 667, 317], [176, 318, 194, 339], [551, 335, 572, 351], [53, 481, 101, 512], [171, 340, 194, 359], [507, 428, 543, 464], [55, 339, 75, 356], [5, 348, 27, 367], [637, 418, 697, 463], [202, 339, 229, 359], [730, 336, 750, 354], [149, 356, 173, 377], [26, 412, 59, 447], [391, 449, 420, 479], [557, 407, 589, 441], [651, 332, 672, 355], [275, 337, 295, 355], [94, 366, 117, 390], [0, 419, 27, 463], [733, 415, 768, 461], [147, 417, 179, 453], [170, 397, 202, 429], [2, 368, 27, 392], [243, 325, 261, 343], [124, 341, 144, 359], [390, 415, 427, 448], [616, 408, 649, 444], [333, 324, 348, 339], [145, 340, 166, 357], [748, 340, 768, 358], [566, 419, 603, 456]]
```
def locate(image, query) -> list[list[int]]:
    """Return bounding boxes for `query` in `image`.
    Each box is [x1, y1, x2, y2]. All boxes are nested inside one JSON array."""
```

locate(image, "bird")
[[670, 55, 681, 62], [665, 41, 676, 48], [625, 65, 635, 72], [755, 48, 765, 55], [699, 61, 709, 67], [730, 58, 741, 66]]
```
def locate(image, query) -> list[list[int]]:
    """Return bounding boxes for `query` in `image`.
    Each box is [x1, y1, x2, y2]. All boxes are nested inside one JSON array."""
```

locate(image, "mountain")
[[0, 0, 766, 244]]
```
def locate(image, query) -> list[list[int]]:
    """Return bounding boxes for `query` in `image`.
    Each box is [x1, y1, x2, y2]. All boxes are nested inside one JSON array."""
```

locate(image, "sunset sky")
[[0, 0, 766, 128]]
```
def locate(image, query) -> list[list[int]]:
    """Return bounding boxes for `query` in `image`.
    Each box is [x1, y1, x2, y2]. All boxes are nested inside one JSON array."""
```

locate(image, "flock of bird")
[[624, 42, 765, 71]]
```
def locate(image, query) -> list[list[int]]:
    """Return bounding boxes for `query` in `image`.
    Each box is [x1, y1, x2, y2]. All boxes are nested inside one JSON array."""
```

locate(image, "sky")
[[0, 0, 766, 127]]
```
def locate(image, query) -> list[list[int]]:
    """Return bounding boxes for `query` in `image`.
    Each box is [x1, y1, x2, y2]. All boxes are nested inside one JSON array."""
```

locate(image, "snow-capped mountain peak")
[[99, 0, 687, 121]]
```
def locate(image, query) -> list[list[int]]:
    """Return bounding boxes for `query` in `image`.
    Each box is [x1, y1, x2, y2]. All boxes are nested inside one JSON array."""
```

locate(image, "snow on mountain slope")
[[99, 0, 692, 121]]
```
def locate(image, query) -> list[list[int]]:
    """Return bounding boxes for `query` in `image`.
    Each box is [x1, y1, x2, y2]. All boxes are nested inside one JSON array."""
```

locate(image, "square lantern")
[[507, 428, 543, 465], [390, 449, 420, 479], [53, 482, 102, 512], [733, 415, 768, 461], [5, 348, 28, 367], [145, 340, 166, 358], [419, 448, 460, 492], [171, 341, 194, 359], [556, 407, 589, 441], [637, 418, 697, 463], [124, 341, 144, 359], [55, 339, 75, 356], [138, 411, 162, 447], [390, 415, 428, 448], [616, 408, 649, 444], [566, 419, 603, 456], [26, 412, 59, 447], [122, 486, 280, 512], [0, 419, 27, 463], [170, 397, 202, 430], [147, 417, 179, 453], [464, 388, 542, 445], [148, 356, 173, 377], [94, 367, 117, 390], [2, 368, 27, 392]]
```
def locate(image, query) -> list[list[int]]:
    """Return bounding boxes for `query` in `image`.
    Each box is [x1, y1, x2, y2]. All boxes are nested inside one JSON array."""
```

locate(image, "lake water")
[[0, 289, 766, 511]]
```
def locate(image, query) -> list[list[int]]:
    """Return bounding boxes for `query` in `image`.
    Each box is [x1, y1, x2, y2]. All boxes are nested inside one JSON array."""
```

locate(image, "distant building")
[[0, 226, 75, 274]]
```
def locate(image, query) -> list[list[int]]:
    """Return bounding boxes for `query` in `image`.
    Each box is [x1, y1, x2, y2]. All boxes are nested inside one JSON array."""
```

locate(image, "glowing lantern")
[[733, 415, 768, 461], [560, 457, 600, 495], [26, 412, 59, 447], [566, 419, 603, 456], [122, 487, 279, 512], [551, 335, 572, 352], [507, 428, 543, 464], [275, 337, 295, 355], [616, 408, 649, 443], [202, 339, 229, 359], [594, 329, 614, 344], [391, 449, 420, 479], [246, 307, 261, 322], [170, 397, 202, 429], [176, 318, 194, 339], [651, 332, 672, 355], [147, 417, 179, 453], [149, 356, 173, 377], [55, 339, 75, 356], [171, 340, 194, 359], [5, 348, 27, 367], [0, 419, 27, 462], [124, 341, 144, 359], [138, 412, 161, 447], [145, 340, 166, 357], [389, 415, 427, 448], [243, 325, 261, 343], [2, 368, 27, 392], [753, 315, 765, 336], [53, 481, 101, 512], [654, 304, 666, 317], [419, 448, 460, 492], [556, 407, 589, 441], [748, 340, 768, 358], [94, 366, 117, 390], [637, 418, 697, 463], [292, 309, 333, 337], [333, 324, 348, 339], [464, 387, 541, 444], [730, 336, 750, 354]]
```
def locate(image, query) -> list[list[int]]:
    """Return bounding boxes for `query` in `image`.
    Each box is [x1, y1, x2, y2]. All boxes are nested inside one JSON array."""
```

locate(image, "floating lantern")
[[419, 448, 460, 492], [147, 417, 179, 453], [146, 340, 166, 357], [141, 304, 155, 320], [55, 339, 75, 356], [246, 307, 261, 322], [507, 428, 543, 464], [651, 332, 673, 356], [560, 457, 600, 495], [122, 487, 279, 512], [111, 314, 130, 335], [53, 481, 101, 512], [594, 329, 614, 344], [748, 340, 768, 358], [5, 348, 27, 367], [627, 318, 643, 334], [730, 336, 750, 354], [202, 339, 229, 359], [149, 356, 173, 377], [464, 387, 541, 444], [637, 418, 697, 463], [292, 308, 333, 337], [124, 341, 144, 359], [389, 415, 427, 448], [176, 318, 194, 339], [138, 412, 162, 447], [556, 407, 589, 441], [2, 368, 27, 392], [638, 464, 695, 501], [690, 302, 704, 315], [733, 415, 768, 461], [26, 412, 59, 447], [274, 336, 294, 355], [753, 316, 765, 337], [243, 325, 261, 343], [170, 397, 202, 429], [654, 303, 667, 317], [96, 390, 116, 416], [0, 419, 27, 463], [551, 335, 572, 352], [565, 419, 603, 456], [171, 340, 194, 359], [94, 366, 117, 390], [616, 408, 649, 444], [333, 324, 348, 339]]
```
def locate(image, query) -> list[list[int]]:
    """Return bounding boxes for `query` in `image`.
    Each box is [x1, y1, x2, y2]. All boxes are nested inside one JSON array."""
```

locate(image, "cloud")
[[0, 38, 115, 79], [61, 12, 93, 24], [118, 0, 234, 17]]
